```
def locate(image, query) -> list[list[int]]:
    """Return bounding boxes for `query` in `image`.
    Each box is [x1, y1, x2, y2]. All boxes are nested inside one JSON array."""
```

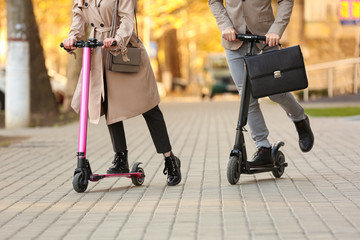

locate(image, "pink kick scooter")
[[61, 38, 145, 193]]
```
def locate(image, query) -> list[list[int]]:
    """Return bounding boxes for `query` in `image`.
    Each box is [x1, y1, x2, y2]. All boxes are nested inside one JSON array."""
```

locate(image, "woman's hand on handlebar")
[[102, 38, 118, 50], [63, 38, 76, 50], [265, 33, 280, 47], [222, 27, 239, 42]]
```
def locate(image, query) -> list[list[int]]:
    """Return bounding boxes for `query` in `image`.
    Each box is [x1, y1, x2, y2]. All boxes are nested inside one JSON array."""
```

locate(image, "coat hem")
[[105, 100, 160, 125]]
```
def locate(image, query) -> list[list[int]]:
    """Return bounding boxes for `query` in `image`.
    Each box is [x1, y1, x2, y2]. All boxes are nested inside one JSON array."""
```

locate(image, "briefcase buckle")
[[274, 70, 281, 79]]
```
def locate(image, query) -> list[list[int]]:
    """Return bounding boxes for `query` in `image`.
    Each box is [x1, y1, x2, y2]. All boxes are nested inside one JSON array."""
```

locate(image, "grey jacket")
[[208, 0, 294, 50]]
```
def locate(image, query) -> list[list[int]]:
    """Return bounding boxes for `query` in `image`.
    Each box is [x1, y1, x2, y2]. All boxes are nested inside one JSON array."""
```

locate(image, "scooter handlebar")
[[236, 34, 266, 42], [60, 39, 117, 48]]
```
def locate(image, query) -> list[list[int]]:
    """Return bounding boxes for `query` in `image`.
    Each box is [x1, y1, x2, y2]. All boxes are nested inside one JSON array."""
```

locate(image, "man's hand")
[[265, 33, 280, 47], [222, 28, 238, 42]]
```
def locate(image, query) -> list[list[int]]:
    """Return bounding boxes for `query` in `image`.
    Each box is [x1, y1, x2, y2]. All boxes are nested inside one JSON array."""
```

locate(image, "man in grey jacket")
[[209, 0, 314, 168]]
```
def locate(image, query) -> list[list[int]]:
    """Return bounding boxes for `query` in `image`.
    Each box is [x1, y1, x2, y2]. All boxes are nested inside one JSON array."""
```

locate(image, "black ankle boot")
[[107, 151, 129, 174], [248, 147, 273, 168], [294, 115, 314, 152], [163, 152, 181, 186]]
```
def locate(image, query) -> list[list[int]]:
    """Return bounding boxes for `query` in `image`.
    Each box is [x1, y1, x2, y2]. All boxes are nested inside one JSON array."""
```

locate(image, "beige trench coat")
[[209, 0, 294, 50], [68, 0, 160, 125]]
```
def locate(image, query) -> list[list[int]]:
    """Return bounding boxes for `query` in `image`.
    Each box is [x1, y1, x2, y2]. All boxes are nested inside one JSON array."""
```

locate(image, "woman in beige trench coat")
[[63, 0, 181, 186]]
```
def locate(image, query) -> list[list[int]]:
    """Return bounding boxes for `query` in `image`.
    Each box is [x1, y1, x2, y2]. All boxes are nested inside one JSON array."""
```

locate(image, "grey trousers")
[[225, 44, 305, 149]]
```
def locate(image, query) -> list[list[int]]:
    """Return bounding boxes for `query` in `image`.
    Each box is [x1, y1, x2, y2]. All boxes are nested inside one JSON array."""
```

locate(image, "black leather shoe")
[[294, 115, 314, 152], [248, 147, 273, 168], [107, 151, 129, 174], [163, 152, 181, 186]]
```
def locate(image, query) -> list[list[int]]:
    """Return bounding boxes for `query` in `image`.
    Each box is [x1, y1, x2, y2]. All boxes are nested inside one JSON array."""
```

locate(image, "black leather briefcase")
[[244, 45, 308, 98]]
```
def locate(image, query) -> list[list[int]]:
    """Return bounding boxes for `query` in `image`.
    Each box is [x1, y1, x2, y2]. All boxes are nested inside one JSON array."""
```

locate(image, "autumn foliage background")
[[0, 0, 359, 126], [1, 0, 224, 111]]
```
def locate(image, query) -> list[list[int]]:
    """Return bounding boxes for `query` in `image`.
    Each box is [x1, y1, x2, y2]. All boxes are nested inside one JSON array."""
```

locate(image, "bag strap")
[[134, 11, 139, 43], [110, 0, 119, 38], [110, 0, 139, 43]]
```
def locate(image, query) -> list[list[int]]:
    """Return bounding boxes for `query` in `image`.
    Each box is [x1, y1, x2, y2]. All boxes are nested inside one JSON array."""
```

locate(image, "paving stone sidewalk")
[[0, 99, 359, 240]]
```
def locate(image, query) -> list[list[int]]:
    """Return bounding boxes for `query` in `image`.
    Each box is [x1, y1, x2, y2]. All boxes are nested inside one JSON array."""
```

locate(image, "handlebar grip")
[[94, 41, 116, 47], [74, 41, 84, 47], [236, 34, 266, 42], [60, 41, 81, 48], [258, 36, 266, 41]]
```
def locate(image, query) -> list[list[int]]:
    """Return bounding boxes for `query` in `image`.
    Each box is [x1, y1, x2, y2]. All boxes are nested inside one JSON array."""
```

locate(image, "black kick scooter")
[[227, 34, 288, 185]]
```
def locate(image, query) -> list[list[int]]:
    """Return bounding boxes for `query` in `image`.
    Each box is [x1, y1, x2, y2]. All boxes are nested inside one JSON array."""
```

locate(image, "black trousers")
[[103, 69, 171, 154], [107, 105, 172, 154]]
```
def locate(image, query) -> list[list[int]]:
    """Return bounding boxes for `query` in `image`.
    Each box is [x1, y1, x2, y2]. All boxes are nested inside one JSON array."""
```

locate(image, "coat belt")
[[90, 26, 119, 38]]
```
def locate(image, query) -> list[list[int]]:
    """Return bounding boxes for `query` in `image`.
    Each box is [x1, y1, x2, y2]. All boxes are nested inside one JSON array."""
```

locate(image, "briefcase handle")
[[259, 43, 283, 55]]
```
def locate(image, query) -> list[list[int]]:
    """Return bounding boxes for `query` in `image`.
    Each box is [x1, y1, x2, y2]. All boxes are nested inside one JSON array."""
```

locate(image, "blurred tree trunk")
[[357, 29, 360, 57], [63, 23, 90, 112], [26, 0, 59, 117], [62, 0, 79, 113], [5, 0, 30, 128], [164, 29, 182, 91], [293, 0, 305, 44], [0, 0, 3, 34], [63, 49, 82, 112], [165, 29, 181, 79]]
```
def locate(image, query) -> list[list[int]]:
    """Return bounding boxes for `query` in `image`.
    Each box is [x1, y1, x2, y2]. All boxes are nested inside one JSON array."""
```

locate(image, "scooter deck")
[[242, 162, 288, 174], [90, 172, 145, 182]]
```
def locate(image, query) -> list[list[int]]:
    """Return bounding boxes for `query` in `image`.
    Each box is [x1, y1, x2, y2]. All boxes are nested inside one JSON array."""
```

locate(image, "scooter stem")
[[78, 47, 91, 156]]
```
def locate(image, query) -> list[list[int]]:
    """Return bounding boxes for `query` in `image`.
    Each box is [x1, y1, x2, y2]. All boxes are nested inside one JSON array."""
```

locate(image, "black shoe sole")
[[167, 173, 181, 186], [300, 133, 314, 152], [300, 142, 314, 152]]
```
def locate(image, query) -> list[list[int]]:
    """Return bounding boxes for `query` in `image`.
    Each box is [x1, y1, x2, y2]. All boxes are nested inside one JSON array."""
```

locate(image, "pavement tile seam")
[[166, 108, 209, 240], [275, 176, 318, 239], [214, 111, 229, 240], [113, 106, 193, 239], [91, 149, 160, 239], [153, 108, 205, 240], [12, 128, 114, 239], [195, 110, 226, 240], [285, 167, 351, 237], [0, 147, 61, 195], [254, 174, 299, 239], [296, 148, 360, 229], [66, 153, 154, 239], [0, 145, 79, 235], [272, 179, 309, 239], [1, 100, 360, 239], [238, 185, 256, 239]]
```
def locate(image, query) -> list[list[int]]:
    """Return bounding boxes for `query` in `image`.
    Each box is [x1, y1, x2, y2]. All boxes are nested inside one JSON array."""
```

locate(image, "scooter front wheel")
[[272, 151, 285, 178], [73, 172, 88, 193], [227, 155, 242, 185]]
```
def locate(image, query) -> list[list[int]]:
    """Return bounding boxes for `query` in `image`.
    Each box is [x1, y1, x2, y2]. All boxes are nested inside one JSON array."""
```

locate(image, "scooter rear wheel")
[[227, 155, 242, 185], [73, 172, 88, 193], [272, 151, 285, 178], [131, 162, 145, 186]]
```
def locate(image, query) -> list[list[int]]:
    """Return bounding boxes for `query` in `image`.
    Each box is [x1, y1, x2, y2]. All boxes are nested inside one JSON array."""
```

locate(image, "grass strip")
[[304, 107, 360, 117]]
